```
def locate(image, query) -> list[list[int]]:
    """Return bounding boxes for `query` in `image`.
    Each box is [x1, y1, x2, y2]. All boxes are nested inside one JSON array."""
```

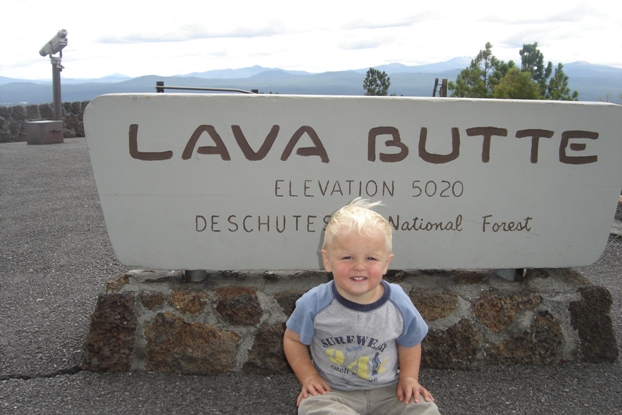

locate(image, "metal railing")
[[155, 81, 258, 94]]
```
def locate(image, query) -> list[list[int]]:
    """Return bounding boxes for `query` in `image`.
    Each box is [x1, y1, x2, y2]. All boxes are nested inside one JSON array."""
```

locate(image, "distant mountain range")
[[1, 58, 621, 105]]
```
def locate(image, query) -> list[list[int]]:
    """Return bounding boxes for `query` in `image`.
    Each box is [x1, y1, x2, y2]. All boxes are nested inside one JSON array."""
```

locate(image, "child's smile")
[[322, 229, 393, 304]]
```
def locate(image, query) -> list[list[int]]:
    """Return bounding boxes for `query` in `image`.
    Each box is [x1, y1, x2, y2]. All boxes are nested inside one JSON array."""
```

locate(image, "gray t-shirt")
[[286, 280, 428, 391]]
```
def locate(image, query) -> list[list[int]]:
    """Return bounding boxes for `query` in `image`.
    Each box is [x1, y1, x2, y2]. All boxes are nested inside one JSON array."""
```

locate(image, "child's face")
[[322, 228, 394, 304]]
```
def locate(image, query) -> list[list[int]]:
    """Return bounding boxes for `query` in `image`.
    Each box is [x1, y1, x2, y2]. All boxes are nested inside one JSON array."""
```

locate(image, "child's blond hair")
[[322, 198, 393, 253]]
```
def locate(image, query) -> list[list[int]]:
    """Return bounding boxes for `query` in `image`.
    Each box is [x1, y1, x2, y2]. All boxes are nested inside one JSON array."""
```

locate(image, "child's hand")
[[296, 373, 332, 406], [396, 376, 435, 405]]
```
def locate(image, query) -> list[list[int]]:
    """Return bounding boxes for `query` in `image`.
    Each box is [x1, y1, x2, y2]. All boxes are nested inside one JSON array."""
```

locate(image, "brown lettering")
[[275, 180, 284, 197], [129, 124, 173, 161], [559, 131, 598, 164], [232, 125, 279, 161], [515, 129, 554, 163], [466, 127, 508, 163], [368, 126, 409, 162], [281, 126, 329, 163], [211, 215, 220, 232], [258, 216, 270, 232], [227, 215, 239, 232], [196, 215, 207, 232], [418, 127, 460, 164], [243, 215, 253, 232], [482, 214, 533, 232], [182, 125, 231, 160]]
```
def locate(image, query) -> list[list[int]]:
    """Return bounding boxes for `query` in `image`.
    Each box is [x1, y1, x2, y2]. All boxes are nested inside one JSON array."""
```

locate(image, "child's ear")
[[383, 253, 395, 274], [321, 249, 332, 271]]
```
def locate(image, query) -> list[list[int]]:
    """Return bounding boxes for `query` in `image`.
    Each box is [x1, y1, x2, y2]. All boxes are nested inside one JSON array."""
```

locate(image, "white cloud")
[[2, 0, 620, 79]]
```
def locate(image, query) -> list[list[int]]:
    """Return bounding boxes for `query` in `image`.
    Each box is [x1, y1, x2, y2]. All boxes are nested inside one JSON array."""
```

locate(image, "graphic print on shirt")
[[323, 334, 389, 382]]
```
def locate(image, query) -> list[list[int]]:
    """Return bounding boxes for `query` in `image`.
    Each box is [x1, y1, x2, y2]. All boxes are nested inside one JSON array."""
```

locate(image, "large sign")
[[85, 94, 622, 270]]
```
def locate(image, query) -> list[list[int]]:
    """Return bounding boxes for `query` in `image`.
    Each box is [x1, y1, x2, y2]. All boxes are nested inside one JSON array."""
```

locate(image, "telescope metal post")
[[51, 55, 63, 120]]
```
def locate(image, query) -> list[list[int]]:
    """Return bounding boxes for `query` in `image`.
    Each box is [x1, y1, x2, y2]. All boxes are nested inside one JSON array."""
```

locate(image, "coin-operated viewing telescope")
[[39, 29, 68, 121], [39, 29, 68, 57]]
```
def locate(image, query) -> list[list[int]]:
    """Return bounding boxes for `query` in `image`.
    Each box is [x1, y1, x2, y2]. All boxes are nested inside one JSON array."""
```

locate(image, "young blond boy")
[[284, 198, 440, 415]]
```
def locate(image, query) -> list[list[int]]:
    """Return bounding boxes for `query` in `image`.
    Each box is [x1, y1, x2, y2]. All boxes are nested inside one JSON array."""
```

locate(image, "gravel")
[[0, 138, 620, 414]]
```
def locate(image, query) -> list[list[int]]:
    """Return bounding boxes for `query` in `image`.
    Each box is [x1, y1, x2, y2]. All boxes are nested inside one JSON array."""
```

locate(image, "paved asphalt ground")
[[1, 138, 621, 414]]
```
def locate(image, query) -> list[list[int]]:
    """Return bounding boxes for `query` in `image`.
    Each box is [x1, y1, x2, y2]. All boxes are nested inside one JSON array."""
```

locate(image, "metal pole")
[[441, 79, 448, 97], [51, 56, 63, 120], [154, 82, 256, 94]]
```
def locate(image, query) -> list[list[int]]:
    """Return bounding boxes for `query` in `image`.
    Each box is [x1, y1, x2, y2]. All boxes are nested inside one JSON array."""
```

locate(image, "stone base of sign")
[[81, 268, 618, 375]]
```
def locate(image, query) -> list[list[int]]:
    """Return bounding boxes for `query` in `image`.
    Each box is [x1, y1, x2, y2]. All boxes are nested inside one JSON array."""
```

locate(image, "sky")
[[3, 0, 622, 80]]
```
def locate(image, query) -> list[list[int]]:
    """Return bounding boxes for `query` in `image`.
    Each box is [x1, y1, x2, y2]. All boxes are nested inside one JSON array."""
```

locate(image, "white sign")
[[85, 94, 622, 270]]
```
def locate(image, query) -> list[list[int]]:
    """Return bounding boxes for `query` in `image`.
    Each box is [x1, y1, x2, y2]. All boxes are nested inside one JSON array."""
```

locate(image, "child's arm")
[[283, 328, 332, 406], [396, 343, 435, 405]]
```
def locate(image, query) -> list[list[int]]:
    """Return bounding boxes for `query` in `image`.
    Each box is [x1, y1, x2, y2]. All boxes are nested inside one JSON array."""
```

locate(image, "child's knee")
[[298, 393, 357, 415], [402, 399, 441, 415]]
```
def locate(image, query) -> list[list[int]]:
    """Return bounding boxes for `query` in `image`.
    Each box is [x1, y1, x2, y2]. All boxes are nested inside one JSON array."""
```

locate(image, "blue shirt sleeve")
[[285, 282, 334, 345], [389, 283, 429, 348]]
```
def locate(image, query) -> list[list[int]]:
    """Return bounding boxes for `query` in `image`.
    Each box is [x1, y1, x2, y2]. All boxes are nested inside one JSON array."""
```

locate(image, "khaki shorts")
[[298, 385, 441, 415]]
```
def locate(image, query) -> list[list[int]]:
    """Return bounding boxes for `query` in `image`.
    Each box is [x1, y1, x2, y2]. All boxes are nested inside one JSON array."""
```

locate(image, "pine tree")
[[546, 63, 579, 101], [363, 68, 391, 96], [450, 41, 578, 101], [448, 42, 514, 98], [492, 68, 542, 99], [519, 42, 552, 95]]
